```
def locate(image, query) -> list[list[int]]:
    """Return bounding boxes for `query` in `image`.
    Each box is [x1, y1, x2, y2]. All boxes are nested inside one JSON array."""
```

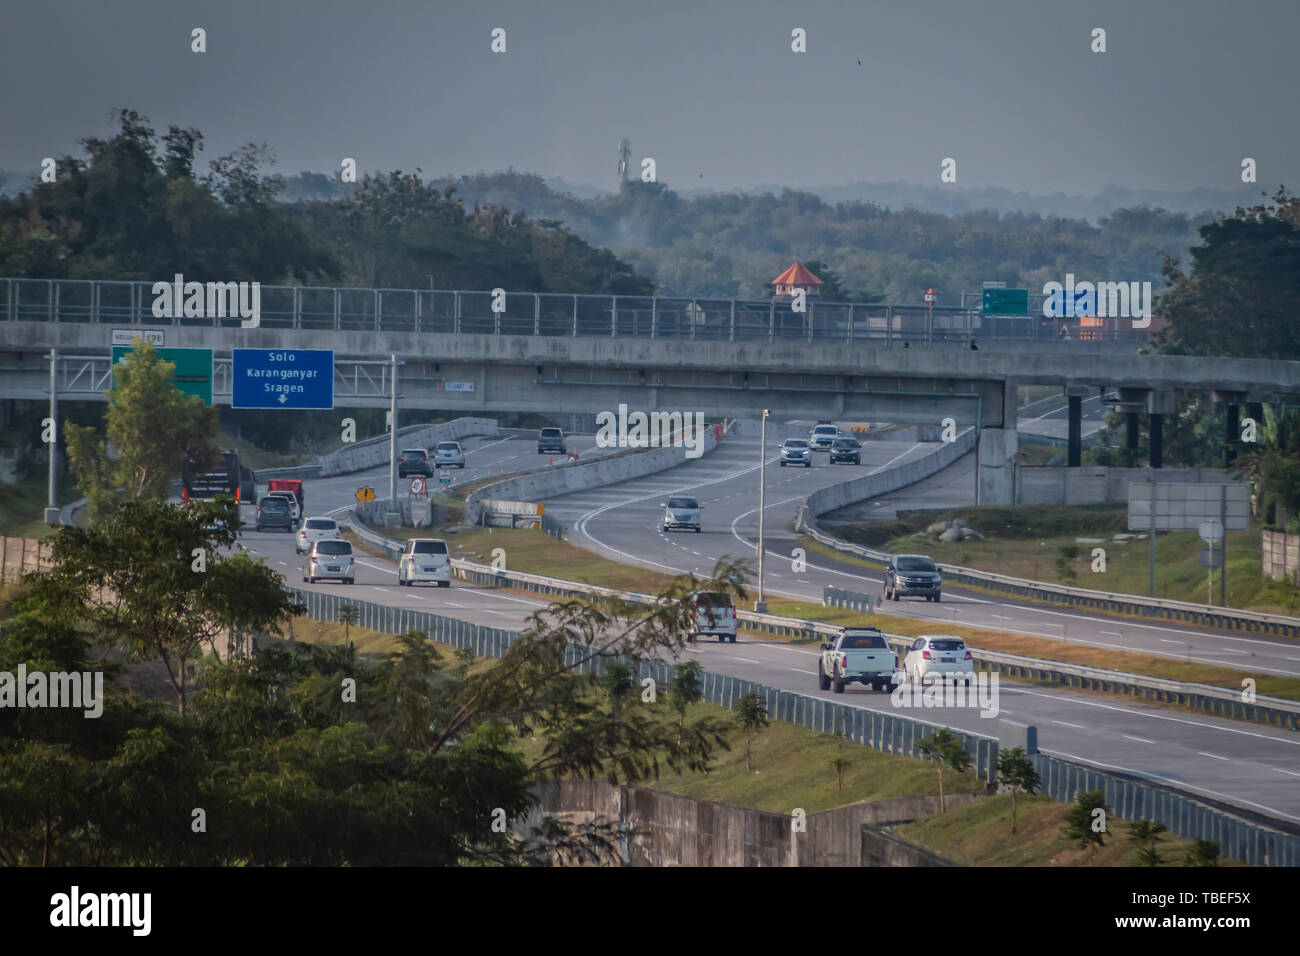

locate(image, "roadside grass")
[[0, 479, 80, 538], [216, 431, 314, 471], [821, 504, 1300, 615]]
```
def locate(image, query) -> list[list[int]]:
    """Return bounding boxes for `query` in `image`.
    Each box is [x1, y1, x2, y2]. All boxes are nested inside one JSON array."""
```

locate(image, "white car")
[[433, 441, 466, 469], [398, 538, 452, 587], [689, 591, 737, 642], [809, 423, 839, 451], [297, 516, 344, 554], [303, 540, 355, 584], [264, 491, 300, 523], [903, 635, 974, 684]]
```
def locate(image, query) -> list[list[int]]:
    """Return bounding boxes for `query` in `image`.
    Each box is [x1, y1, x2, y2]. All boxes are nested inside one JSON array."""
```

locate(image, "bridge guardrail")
[[799, 514, 1300, 640]]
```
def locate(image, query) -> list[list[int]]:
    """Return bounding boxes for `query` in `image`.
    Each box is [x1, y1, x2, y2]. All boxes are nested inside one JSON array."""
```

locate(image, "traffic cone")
[[548, 457, 553, 465]]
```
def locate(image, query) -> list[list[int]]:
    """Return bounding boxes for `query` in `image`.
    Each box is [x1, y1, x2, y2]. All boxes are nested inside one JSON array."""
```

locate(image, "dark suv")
[[255, 495, 294, 532], [538, 427, 566, 454], [829, 437, 861, 465], [884, 554, 943, 602], [398, 448, 432, 477]]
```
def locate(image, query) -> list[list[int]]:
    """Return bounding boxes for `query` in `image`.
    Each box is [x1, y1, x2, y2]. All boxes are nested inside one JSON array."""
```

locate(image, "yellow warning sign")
[[355, 486, 376, 502]]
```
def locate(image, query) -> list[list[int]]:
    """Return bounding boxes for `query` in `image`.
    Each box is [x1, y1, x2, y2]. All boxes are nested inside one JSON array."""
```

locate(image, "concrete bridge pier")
[[976, 379, 1018, 505], [1064, 385, 1092, 466], [1147, 389, 1177, 469], [1214, 390, 1248, 466]]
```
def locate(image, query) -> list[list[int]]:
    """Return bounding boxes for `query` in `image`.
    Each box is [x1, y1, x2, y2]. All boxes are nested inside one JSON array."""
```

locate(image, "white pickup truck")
[[818, 627, 899, 694]]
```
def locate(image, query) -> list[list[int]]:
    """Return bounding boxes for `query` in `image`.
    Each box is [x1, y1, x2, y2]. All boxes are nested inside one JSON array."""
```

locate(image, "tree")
[[1182, 838, 1221, 867], [338, 604, 360, 648], [917, 728, 971, 812], [996, 746, 1041, 834], [1156, 187, 1300, 359], [64, 339, 218, 522], [669, 658, 705, 752], [1128, 819, 1168, 866], [735, 691, 768, 772], [1061, 789, 1112, 857], [16, 497, 299, 715]]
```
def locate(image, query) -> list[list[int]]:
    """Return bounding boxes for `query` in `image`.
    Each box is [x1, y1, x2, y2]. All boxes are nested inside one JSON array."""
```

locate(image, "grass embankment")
[[217, 431, 314, 471], [0, 479, 80, 538], [822, 504, 1300, 616], [289, 615, 1239, 866]]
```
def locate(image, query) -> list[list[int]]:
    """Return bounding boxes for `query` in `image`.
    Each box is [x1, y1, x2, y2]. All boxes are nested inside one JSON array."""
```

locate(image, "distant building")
[[771, 262, 823, 300]]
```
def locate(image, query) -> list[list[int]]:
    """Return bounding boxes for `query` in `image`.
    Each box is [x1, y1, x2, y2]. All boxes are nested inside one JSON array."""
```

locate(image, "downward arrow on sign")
[[278, 393, 287, 404]]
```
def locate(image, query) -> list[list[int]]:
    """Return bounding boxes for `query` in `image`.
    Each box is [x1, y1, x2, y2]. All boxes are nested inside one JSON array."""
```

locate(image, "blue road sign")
[[232, 349, 334, 409]]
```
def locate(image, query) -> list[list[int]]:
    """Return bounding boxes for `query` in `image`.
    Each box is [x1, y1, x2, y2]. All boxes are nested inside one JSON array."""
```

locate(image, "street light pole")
[[388, 354, 398, 505], [45, 349, 59, 525], [755, 409, 769, 613]]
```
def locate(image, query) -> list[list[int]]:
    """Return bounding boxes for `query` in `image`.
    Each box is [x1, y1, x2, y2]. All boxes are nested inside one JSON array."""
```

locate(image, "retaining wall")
[[1261, 530, 1300, 583], [807, 428, 976, 518], [1015, 465, 1239, 507]]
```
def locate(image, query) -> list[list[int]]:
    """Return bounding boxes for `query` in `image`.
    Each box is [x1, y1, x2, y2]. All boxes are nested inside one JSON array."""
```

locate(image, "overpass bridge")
[[3, 278, 1296, 504]]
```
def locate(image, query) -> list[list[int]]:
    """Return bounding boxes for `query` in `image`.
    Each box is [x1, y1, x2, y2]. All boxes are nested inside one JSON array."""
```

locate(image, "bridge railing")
[[0, 276, 1152, 346]]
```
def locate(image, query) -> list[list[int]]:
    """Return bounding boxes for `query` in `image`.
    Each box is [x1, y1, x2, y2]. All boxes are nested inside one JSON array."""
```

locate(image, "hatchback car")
[[779, 439, 812, 467], [538, 427, 566, 454], [296, 516, 343, 554], [903, 635, 973, 684], [662, 495, 701, 533], [303, 540, 355, 584], [398, 448, 432, 477], [689, 591, 737, 642], [829, 437, 862, 465], [255, 495, 295, 532], [398, 538, 452, 587], [809, 423, 839, 451], [884, 554, 943, 602], [433, 441, 466, 469]]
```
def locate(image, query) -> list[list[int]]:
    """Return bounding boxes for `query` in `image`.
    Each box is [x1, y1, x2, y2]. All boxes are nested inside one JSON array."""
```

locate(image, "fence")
[[0, 536, 52, 583], [287, 586, 1300, 866], [0, 277, 1152, 346]]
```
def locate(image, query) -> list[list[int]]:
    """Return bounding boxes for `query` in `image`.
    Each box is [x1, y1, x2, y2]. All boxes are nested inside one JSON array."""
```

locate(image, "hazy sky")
[[2, 0, 1296, 196]]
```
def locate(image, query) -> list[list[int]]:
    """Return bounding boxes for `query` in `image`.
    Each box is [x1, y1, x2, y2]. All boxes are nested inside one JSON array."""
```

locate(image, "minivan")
[[538, 427, 566, 454], [398, 538, 452, 587], [690, 591, 737, 642], [304, 540, 356, 584], [256, 495, 294, 532], [662, 496, 701, 533]]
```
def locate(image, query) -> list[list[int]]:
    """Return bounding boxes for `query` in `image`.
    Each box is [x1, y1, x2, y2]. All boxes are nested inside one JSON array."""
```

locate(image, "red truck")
[[266, 478, 305, 515]]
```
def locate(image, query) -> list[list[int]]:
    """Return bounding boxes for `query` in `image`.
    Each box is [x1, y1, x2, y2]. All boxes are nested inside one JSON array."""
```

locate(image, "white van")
[[398, 538, 452, 587], [690, 590, 737, 643]]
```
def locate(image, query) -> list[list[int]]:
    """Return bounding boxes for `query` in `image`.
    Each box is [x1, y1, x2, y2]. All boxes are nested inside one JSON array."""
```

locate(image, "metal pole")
[[46, 349, 58, 524], [755, 409, 769, 613], [1220, 484, 1228, 607], [1148, 481, 1157, 597], [389, 354, 398, 505]]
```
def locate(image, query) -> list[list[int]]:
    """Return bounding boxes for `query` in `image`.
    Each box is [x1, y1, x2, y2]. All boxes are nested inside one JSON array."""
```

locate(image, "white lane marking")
[[1100, 630, 1121, 636], [1052, 720, 1086, 729], [1197, 751, 1229, 761], [1122, 734, 1155, 744], [733, 656, 762, 664], [1160, 638, 1185, 644], [1274, 767, 1300, 777]]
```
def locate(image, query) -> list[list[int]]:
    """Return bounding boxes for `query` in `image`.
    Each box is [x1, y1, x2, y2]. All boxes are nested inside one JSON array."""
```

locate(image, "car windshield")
[[785, 440, 808, 448], [412, 540, 449, 555], [437, 442, 459, 451], [897, 557, 936, 572], [928, 639, 965, 651], [315, 541, 351, 556], [541, 429, 562, 437], [841, 632, 888, 649], [401, 449, 424, 458], [833, 439, 856, 448], [667, 497, 698, 509], [259, 498, 287, 510], [694, 592, 732, 608], [305, 519, 335, 530], [814, 426, 837, 435]]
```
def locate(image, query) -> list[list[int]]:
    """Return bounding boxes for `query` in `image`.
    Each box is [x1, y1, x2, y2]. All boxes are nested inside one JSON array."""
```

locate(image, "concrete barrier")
[[1015, 465, 1239, 506], [464, 426, 720, 525], [311, 417, 499, 478], [805, 428, 976, 518]]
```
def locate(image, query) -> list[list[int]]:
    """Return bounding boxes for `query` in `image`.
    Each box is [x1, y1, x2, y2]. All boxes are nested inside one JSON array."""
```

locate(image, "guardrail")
[[0, 276, 1153, 346], [799, 516, 1300, 640], [286, 583, 1300, 865]]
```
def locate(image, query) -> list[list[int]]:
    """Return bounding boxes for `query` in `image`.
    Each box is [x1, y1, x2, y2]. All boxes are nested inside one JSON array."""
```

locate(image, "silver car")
[[780, 439, 812, 467], [809, 424, 839, 451], [662, 495, 701, 533], [433, 441, 466, 469], [303, 539, 355, 584]]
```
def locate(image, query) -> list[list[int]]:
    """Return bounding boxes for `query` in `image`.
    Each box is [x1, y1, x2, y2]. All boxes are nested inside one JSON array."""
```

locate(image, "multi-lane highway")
[[230, 424, 1300, 825]]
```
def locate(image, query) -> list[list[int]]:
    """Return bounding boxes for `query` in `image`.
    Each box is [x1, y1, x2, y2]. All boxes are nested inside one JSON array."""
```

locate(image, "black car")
[[398, 448, 432, 478], [255, 496, 294, 532], [884, 554, 943, 602], [829, 437, 861, 464]]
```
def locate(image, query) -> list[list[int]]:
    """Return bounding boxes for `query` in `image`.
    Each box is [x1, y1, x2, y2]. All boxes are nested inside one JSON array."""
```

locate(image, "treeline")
[[0, 111, 650, 296]]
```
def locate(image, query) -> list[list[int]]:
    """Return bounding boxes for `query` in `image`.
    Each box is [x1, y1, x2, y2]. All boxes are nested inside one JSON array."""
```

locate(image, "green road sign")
[[982, 289, 1029, 315], [112, 346, 214, 405]]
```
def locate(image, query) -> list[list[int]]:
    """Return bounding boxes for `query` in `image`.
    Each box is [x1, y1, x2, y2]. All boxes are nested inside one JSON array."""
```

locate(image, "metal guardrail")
[[820, 585, 1300, 729], [800, 514, 1300, 640], [286, 583, 1300, 865], [0, 276, 1153, 346]]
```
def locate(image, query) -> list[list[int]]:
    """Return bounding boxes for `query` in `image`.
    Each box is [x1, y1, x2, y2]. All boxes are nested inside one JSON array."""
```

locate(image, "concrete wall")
[[1261, 530, 1299, 583], [527, 779, 972, 866], [1015, 465, 1239, 506], [978, 428, 1018, 505], [805, 428, 977, 519], [464, 427, 720, 525], [314, 417, 499, 477], [860, 828, 955, 867]]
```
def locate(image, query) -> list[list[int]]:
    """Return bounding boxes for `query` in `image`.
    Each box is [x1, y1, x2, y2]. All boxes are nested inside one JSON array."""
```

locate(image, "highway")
[[229, 424, 1300, 825]]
